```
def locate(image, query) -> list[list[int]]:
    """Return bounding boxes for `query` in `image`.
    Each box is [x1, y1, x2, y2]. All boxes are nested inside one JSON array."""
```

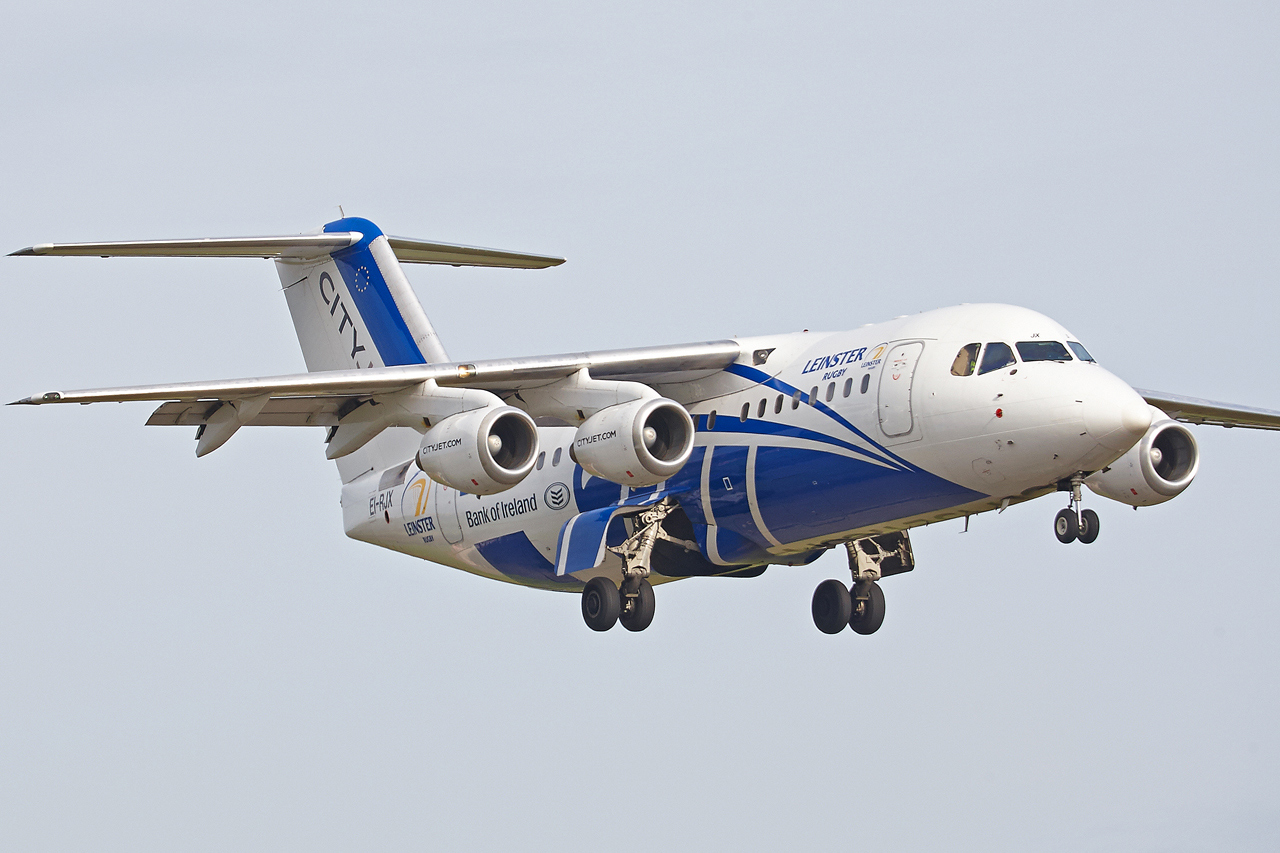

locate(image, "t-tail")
[[10, 216, 563, 481]]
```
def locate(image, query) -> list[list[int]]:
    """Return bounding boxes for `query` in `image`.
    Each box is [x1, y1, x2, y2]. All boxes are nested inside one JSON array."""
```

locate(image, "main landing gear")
[[580, 499, 696, 633], [1053, 474, 1100, 545], [811, 532, 914, 635]]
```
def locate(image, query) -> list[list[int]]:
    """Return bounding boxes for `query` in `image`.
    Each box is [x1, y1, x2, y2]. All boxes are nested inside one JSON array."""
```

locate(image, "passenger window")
[[758, 398, 766, 418], [825, 383, 835, 402], [707, 411, 717, 430], [774, 395, 783, 414], [809, 386, 818, 406], [860, 373, 870, 394], [1068, 341, 1096, 363], [978, 342, 1016, 374], [740, 402, 750, 422], [791, 391, 801, 410], [951, 343, 980, 376], [843, 378, 853, 397], [535, 451, 545, 471], [552, 447, 562, 467], [1016, 341, 1071, 362]]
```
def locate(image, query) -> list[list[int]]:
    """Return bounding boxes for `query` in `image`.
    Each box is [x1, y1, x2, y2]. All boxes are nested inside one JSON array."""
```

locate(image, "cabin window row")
[[734, 374, 871, 423]]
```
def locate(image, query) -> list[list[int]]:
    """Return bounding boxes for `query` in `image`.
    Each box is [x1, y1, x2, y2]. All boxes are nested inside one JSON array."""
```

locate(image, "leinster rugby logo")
[[544, 482, 571, 510]]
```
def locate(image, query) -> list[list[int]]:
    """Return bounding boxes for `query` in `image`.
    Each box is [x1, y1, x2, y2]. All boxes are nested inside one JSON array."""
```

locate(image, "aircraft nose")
[[1082, 376, 1152, 452]]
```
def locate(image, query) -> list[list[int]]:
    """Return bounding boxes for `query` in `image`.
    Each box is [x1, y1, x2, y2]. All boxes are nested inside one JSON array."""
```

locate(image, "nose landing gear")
[[1054, 475, 1100, 544], [811, 532, 913, 635]]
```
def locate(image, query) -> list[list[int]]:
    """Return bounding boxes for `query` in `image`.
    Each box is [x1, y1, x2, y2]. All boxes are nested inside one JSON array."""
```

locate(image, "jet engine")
[[415, 406, 539, 495], [572, 397, 695, 487], [1086, 409, 1199, 506]]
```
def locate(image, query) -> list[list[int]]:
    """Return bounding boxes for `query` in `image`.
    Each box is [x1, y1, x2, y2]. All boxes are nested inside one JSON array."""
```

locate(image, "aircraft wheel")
[[812, 579, 852, 634], [582, 576, 620, 631], [1054, 508, 1079, 544], [849, 582, 886, 635], [1077, 509, 1100, 544], [620, 579, 656, 632]]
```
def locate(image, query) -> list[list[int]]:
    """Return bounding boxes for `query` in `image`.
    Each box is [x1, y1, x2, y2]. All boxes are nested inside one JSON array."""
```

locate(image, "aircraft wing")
[[1138, 389, 1280, 431], [9, 340, 743, 429]]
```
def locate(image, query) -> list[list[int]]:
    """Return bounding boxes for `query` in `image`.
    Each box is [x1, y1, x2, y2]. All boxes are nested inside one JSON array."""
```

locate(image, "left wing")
[[10, 340, 743, 431], [1138, 389, 1280, 431]]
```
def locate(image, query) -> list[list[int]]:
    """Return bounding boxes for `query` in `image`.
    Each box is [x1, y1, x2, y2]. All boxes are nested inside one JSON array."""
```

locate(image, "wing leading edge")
[[9, 341, 743, 430]]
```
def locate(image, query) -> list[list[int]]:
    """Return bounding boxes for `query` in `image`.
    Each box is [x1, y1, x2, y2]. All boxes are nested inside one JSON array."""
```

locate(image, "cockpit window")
[[978, 342, 1016, 375], [950, 343, 980, 377], [1068, 341, 1096, 363], [1016, 341, 1072, 362]]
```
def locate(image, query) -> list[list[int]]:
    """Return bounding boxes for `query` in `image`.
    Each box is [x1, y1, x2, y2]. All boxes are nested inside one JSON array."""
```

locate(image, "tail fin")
[[274, 217, 448, 373]]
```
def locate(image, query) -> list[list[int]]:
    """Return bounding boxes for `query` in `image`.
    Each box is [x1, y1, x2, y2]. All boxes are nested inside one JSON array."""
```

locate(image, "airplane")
[[11, 216, 1280, 635]]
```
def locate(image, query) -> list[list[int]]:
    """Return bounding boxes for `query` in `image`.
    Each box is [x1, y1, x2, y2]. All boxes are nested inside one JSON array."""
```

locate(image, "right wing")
[[1138, 389, 1280, 431]]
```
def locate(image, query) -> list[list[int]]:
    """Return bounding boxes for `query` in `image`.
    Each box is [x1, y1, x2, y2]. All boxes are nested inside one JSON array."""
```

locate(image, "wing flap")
[[147, 398, 347, 427], [1138, 389, 1280, 431]]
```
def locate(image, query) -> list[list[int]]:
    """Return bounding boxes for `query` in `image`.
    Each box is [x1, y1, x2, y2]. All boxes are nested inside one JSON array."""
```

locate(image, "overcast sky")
[[3, 2, 1279, 850]]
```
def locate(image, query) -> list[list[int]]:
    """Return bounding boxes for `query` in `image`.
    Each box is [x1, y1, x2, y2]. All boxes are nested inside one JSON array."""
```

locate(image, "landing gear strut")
[[579, 498, 696, 632], [1054, 475, 1100, 544], [811, 532, 913, 635]]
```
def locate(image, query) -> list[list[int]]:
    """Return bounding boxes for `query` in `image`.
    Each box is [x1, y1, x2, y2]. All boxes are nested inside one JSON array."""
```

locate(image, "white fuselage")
[[342, 304, 1151, 590]]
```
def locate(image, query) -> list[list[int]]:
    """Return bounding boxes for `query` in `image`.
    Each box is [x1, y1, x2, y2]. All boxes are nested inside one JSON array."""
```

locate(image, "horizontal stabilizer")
[[9, 234, 362, 260], [11, 233, 565, 268]]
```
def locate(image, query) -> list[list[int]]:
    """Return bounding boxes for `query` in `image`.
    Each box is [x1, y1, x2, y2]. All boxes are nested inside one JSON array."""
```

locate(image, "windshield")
[[1016, 341, 1072, 362], [978, 342, 1016, 374], [1068, 341, 1096, 363]]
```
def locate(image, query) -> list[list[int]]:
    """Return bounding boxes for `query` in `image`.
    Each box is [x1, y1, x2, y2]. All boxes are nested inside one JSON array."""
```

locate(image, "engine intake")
[[1086, 410, 1199, 506], [416, 406, 539, 495], [572, 398, 695, 487]]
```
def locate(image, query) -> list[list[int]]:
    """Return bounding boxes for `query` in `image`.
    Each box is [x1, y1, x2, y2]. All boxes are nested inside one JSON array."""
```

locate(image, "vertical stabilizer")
[[274, 217, 446, 482]]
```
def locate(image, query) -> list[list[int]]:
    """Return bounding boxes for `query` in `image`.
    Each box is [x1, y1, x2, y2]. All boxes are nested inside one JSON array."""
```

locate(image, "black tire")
[[849, 582, 886, 635], [1054, 508, 1079, 543], [812, 579, 852, 634], [620, 579, 656, 632], [1078, 509, 1100, 544], [581, 576, 620, 631]]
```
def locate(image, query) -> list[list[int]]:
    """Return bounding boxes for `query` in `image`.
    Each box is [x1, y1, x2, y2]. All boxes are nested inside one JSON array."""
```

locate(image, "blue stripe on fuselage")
[[323, 217, 426, 366], [723, 362, 919, 472], [473, 530, 575, 585]]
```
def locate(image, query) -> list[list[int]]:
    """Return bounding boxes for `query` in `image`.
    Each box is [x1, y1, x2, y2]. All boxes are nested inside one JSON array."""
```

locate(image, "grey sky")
[[3, 2, 1278, 850]]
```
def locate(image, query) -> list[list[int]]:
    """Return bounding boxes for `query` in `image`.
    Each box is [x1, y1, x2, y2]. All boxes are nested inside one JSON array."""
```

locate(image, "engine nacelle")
[[1086, 410, 1199, 506], [415, 406, 539, 495], [572, 398, 695, 487]]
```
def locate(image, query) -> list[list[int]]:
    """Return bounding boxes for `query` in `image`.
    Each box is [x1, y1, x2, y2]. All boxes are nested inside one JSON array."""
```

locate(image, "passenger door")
[[878, 341, 924, 443]]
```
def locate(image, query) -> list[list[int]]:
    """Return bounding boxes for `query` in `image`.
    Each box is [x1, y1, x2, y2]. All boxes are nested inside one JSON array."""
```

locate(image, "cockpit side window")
[[978, 342, 1016, 375], [1068, 341, 1096, 363], [950, 343, 980, 377], [1016, 341, 1072, 362]]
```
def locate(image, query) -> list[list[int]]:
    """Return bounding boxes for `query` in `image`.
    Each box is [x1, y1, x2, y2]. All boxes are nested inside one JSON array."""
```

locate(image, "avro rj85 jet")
[[12, 217, 1280, 634]]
